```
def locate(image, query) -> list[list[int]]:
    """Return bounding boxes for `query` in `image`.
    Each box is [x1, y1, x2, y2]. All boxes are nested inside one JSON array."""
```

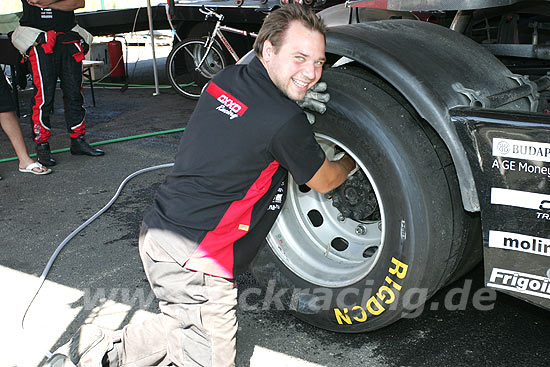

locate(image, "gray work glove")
[[297, 82, 330, 124]]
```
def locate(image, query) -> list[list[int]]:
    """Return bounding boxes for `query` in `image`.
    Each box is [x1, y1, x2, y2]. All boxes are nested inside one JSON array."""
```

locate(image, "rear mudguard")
[[452, 107, 550, 310], [325, 20, 531, 212]]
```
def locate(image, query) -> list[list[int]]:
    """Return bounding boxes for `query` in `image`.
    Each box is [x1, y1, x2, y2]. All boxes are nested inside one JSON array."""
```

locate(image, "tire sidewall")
[[251, 68, 454, 332], [166, 39, 226, 99]]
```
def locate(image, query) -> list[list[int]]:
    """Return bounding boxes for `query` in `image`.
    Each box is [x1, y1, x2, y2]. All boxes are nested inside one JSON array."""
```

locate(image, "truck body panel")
[[453, 108, 550, 309]]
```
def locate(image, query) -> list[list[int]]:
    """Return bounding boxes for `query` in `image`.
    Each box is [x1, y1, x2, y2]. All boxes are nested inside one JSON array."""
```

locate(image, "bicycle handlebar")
[[199, 7, 224, 21]]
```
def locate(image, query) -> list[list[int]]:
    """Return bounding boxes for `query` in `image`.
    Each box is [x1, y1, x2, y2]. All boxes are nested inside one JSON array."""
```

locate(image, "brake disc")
[[328, 170, 379, 221]]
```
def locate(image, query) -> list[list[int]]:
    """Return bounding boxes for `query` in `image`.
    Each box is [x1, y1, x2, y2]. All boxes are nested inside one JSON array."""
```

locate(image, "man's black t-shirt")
[[144, 57, 326, 278], [19, 1, 76, 32]]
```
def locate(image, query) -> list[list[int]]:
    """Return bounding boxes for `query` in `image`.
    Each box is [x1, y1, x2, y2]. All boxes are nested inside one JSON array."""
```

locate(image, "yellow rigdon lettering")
[[333, 257, 409, 325], [352, 305, 367, 322], [334, 308, 352, 325], [388, 257, 408, 279], [366, 296, 385, 316], [376, 285, 395, 304]]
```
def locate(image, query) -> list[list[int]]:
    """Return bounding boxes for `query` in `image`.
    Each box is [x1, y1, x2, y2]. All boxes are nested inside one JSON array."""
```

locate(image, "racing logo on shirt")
[[268, 181, 285, 211], [206, 82, 248, 120], [41, 8, 53, 19]]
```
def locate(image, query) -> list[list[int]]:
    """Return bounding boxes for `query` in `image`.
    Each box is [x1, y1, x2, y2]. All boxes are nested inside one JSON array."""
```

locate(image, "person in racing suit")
[[19, 0, 104, 166]]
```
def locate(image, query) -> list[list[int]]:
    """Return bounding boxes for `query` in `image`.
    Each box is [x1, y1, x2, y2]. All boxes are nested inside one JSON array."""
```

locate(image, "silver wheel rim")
[[266, 134, 386, 288], [189, 43, 223, 78], [168, 40, 225, 98]]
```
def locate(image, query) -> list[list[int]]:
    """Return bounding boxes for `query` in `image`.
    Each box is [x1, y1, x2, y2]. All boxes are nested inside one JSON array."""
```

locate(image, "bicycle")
[[166, 7, 259, 99]]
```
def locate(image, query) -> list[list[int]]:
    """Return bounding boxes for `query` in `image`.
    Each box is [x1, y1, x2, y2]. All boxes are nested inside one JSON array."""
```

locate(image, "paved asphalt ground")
[[1, 45, 549, 367]]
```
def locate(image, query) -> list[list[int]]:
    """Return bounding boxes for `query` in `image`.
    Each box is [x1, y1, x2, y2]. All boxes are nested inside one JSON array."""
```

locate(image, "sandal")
[[19, 162, 52, 175]]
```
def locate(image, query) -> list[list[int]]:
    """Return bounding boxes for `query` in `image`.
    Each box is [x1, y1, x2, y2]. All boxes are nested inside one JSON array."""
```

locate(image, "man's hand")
[[297, 82, 330, 124], [306, 154, 357, 194]]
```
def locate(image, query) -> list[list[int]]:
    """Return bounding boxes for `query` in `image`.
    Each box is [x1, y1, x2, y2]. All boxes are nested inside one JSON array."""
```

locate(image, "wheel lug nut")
[[355, 224, 367, 235], [337, 214, 345, 222]]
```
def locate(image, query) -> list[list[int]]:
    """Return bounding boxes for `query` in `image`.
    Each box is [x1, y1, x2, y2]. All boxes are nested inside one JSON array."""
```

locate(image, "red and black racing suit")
[[19, 2, 88, 143]]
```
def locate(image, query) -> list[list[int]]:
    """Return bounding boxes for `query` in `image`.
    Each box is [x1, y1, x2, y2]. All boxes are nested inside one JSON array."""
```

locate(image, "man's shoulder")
[[213, 62, 246, 80], [208, 65, 302, 120]]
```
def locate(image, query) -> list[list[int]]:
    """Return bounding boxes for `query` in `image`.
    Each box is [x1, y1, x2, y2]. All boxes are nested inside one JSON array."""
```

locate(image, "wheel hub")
[[266, 134, 385, 288], [329, 170, 379, 221]]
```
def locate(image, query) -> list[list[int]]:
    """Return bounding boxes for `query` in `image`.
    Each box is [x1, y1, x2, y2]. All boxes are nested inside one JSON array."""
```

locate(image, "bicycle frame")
[[217, 25, 258, 62], [195, 8, 258, 70]]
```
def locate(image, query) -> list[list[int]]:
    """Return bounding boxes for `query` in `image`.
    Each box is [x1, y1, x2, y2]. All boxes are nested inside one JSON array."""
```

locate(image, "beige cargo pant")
[[108, 223, 238, 367]]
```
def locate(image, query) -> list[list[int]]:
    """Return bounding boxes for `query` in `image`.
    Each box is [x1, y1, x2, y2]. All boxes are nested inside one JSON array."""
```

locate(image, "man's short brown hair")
[[253, 4, 327, 58]]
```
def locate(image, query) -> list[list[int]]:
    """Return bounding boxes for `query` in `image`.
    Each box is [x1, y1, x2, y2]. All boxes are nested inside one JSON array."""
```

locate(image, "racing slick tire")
[[250, 66, 481, 332]]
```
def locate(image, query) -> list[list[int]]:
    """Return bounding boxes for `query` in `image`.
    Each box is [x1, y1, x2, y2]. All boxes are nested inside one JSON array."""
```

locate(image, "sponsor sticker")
[[238, 224, 250, 232], [487, 268, 550, 300], [488, 230, 550, 257], [490, 188, 550, 212], [491, 159, 550, 178], [492, 138, 550, 163], [206, 82, 248, 120]]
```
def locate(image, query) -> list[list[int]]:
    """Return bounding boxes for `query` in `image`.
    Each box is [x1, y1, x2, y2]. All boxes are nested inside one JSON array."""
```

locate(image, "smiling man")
[[258, 16, 326, 101], [46, 4, 355, 367]]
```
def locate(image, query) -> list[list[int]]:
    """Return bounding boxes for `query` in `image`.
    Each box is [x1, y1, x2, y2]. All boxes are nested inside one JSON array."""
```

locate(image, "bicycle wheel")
[[166, 38, 227, 99]]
